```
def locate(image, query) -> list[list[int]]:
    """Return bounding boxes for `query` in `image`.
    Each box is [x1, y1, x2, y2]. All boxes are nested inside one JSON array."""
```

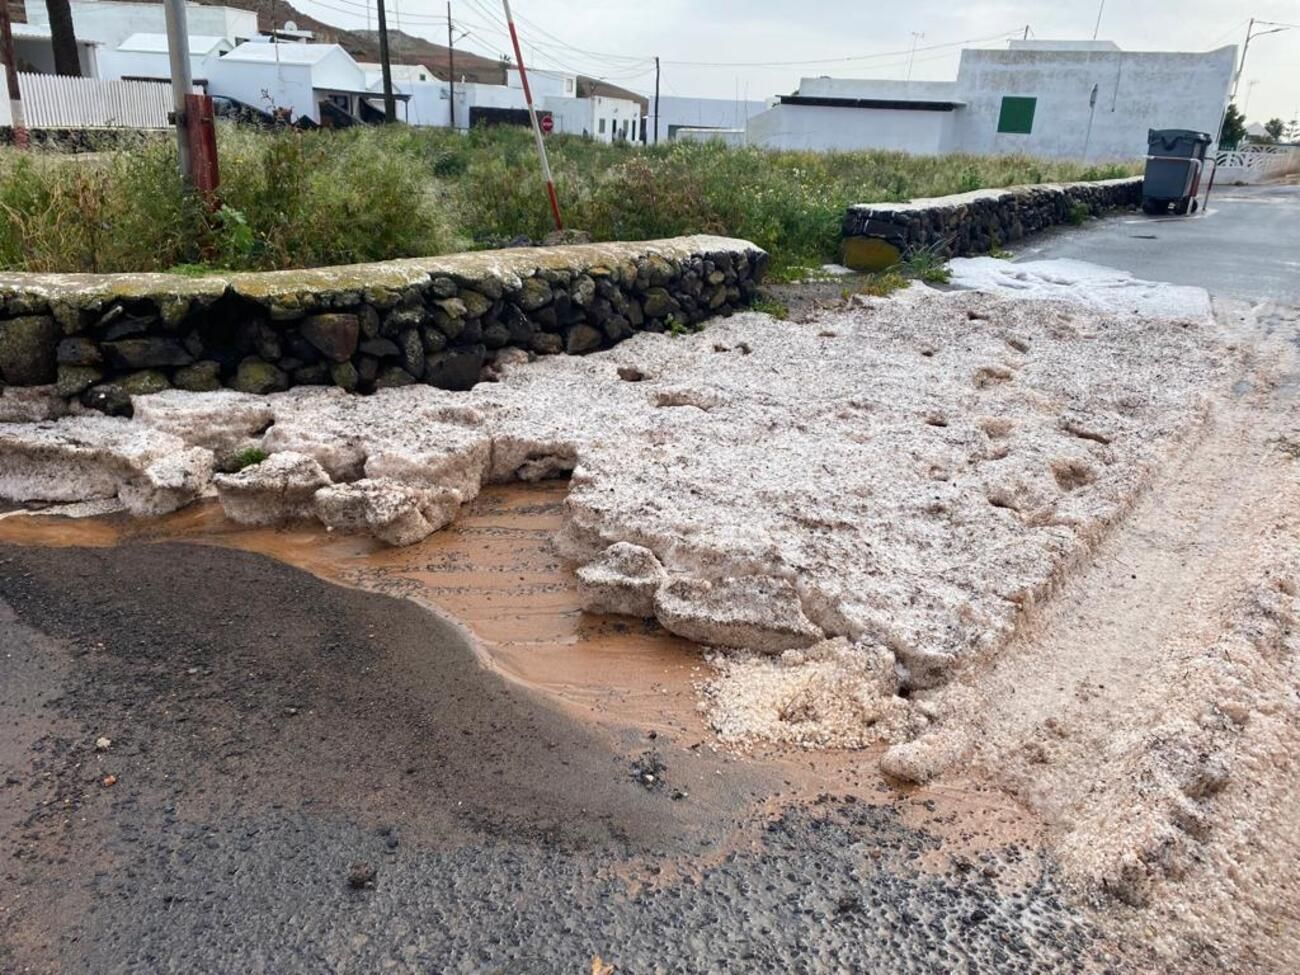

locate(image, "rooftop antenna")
[[1092, 0, 1105, 40]]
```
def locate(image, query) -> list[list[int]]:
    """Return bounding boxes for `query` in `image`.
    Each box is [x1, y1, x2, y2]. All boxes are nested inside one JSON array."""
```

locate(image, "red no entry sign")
[[540, 114, 554, 134]]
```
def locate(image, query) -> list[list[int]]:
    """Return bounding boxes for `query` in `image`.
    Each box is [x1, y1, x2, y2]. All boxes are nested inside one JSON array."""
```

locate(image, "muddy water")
[[0, 483, 1046, 854], [0, 482, 709, 736]]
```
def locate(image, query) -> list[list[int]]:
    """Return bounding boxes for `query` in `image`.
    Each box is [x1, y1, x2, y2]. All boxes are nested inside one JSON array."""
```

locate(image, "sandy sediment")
[[2, 278, 1297, 973]]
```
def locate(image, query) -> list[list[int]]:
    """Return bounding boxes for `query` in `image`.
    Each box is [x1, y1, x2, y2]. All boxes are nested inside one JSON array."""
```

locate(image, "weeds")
[[858, 271, 910, 297], [1067, 201, 1092, 226], [229, 447, 269, 471], [752, 294, 790, 320], [0, 125, 1137, 275], [666, 315, 704, 337], [895, 245, 952, 284]]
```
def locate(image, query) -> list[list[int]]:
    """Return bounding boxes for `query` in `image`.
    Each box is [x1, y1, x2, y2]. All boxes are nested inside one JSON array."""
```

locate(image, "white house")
[[652, 95, 769, 142], [359, 62, 449, 127], [747, 40, 1237, 160], [749, 78, 962, 153], [98, 33, 232, 84], [7, 21, 100, 77], [206, 42, 381, 124], [24, 0, 259, 54]]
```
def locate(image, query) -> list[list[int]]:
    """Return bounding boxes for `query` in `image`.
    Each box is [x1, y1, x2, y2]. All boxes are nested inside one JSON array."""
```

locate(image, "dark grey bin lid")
[[1148, 128, 1212, 152]]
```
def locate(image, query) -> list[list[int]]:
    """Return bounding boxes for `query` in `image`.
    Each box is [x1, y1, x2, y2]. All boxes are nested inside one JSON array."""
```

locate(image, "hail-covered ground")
[[4, 264, 1299, 973]]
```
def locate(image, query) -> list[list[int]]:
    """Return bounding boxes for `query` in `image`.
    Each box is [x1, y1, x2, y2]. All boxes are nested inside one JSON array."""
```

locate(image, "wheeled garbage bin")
[[1142, 129, 1212, 216]]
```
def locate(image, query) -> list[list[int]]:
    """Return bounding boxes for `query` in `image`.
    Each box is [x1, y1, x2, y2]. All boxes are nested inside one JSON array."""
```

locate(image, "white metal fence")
[[1213, 144, 1300, 185], [14, 73, 173, 129]]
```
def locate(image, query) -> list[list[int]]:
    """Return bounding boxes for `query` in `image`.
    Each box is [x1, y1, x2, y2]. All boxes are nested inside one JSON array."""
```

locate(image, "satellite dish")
[[284, 20, 298, 31]]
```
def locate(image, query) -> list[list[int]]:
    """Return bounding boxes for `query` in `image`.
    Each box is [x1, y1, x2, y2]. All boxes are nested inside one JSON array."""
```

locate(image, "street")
[[1017, 179, 1300, 305]]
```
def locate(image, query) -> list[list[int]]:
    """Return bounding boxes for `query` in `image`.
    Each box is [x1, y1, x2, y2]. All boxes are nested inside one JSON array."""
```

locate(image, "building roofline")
[[778, 94, 964, 112]]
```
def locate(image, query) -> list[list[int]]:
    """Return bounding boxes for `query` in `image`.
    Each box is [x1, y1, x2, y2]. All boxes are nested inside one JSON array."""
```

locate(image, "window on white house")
[[598, 118, 606, 134]]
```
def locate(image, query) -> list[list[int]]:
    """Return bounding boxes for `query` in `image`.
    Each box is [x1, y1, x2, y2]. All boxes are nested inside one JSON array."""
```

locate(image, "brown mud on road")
[[0, 479, 1035, 826], [0, 506, 1102, 975]]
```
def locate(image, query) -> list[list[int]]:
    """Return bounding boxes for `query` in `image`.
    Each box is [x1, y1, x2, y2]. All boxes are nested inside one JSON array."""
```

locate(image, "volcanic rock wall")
[[840, 177, 1143, 268], [0, 236, 767, 415]]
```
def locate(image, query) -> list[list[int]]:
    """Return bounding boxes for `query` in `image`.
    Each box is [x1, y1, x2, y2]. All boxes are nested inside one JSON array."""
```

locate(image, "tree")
[[44, 0, 82, 76], [1265, 118, 1285, 142], [1218, 102, 1247, 148]]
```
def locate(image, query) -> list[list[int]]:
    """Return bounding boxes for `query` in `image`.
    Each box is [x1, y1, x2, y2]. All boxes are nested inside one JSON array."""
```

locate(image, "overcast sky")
[[295, 0, 1300, 124]]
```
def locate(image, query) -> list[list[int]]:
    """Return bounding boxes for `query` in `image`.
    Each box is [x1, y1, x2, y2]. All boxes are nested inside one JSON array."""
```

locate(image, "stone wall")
[[0, 236, 767, 415], [0, 127, 167, 152], [840, 177, 1142, 269]]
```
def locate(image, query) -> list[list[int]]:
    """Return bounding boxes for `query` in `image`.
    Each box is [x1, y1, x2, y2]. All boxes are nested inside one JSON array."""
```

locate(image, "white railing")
[[15, 73, 174, 129], [1213, 144, 1300, 185]]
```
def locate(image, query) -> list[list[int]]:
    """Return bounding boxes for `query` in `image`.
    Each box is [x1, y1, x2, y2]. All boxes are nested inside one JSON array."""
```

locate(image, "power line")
[[658, 28, 1025, 68]]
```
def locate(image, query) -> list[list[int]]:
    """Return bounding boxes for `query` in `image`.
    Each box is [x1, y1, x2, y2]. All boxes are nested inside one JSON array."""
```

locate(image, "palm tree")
[[44, 0, 81, 76]]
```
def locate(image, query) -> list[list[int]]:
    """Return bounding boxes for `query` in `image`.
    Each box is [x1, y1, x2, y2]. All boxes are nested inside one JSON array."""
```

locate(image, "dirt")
[[0, 538, 1102, 975], [0, 288, 1297, 973]]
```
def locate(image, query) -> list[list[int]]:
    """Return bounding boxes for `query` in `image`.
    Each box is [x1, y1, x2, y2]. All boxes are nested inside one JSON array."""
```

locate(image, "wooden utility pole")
[[376, 0, 396, 122], [653, 55, 659, 145], [446, 0, 455, 128], [0, 0, 27, 148]]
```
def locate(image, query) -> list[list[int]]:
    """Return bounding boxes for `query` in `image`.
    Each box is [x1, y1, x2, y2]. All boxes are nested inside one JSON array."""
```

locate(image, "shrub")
[[0, 127, 1140, 274]]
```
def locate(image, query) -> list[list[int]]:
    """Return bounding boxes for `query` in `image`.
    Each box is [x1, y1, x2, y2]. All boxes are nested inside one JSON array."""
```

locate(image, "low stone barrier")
[[0, 126, 167, 152], [0, 235, 766, 415], [840, 177, 1143, 270]]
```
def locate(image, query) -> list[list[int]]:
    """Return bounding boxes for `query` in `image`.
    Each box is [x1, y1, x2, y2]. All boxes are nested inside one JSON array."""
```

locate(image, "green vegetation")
[[894, 247, 951, 285], [857, 271, 911, 298], [1066, 201, 1092, 226], [229, 446, 269, 471], [0, 124, 1137, 276], [751, 294, 790, 320]]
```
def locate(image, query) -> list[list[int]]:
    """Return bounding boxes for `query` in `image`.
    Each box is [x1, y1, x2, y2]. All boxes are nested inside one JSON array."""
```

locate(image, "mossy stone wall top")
[[840, 177, 1143, 269], [0, 235, 768, 414]]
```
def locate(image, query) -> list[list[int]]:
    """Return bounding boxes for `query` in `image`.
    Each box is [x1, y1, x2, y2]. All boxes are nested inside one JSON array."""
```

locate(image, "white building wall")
[[591, 95, 641, 143], [653, 95, 767, 141], [11, 34, 99, 77], [506, 68, 576, 100], [98, 47, 221, 83], [949, 45, 1236, 160], [747, 103, 952, 153], [542, 94, 593, 136], [308, 47, 367, 94], [363, 75, 449, 127], [26, 0, 258, 51], [204, 58, 315, 121], [455, 80, 525, 129]]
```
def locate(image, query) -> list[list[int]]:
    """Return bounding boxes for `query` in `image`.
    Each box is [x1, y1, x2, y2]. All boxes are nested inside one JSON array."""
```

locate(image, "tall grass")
[[0, 124, 1136, 275]]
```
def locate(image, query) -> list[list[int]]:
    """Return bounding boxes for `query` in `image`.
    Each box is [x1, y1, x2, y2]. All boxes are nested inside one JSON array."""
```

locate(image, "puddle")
[[0, 482, 711, 737], [0, 481, 1048, 854]]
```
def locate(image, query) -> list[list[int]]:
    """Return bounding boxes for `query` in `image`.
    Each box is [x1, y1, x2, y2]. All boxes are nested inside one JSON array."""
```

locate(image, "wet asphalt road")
[[1017, 180, 1300, 305], [0, 542, 1116, 974]]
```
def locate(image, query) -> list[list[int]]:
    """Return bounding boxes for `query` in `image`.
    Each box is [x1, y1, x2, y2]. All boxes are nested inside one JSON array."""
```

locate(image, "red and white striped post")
[[501, 0, 563, 232]]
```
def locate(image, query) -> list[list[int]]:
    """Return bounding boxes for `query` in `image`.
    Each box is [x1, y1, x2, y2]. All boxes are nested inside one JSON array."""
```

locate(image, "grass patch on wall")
[[0, 124, 1137, 275]]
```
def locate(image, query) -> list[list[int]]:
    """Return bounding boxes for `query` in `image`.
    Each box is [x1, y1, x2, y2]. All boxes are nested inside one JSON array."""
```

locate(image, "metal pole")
[[1092, 0, 1105, 40], [653, 55, 660, 145], [1230, 18, 1253, 102], [502, 0, 562, 231], [376, 0, 396, 123], [447, 1, 455, 129], [163, 0, 193, 180]]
